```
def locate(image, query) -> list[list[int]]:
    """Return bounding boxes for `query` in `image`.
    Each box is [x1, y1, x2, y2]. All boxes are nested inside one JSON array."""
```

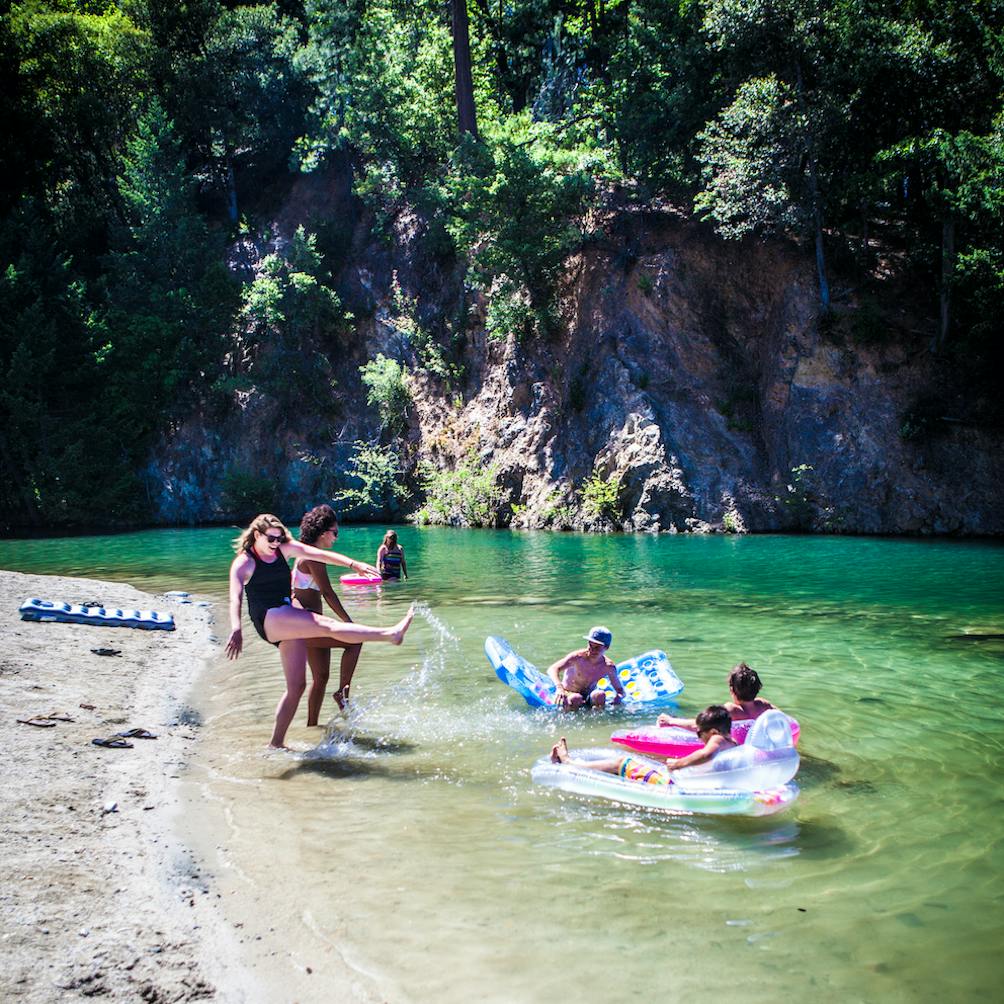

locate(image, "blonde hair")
[[232, 514, 290, 554], [382, 530, 398, 548]]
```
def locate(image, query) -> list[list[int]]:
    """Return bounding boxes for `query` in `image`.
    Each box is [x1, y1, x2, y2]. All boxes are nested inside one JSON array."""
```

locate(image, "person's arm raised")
[[225, 554, 252, 660], [656, 714, 698, 729], [312, 563, 352, 622], [282, 539, 380, 578]]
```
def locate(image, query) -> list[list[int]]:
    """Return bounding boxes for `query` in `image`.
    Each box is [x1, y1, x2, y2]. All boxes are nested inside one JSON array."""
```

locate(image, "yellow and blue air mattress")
[[485, 635, 683, 709]]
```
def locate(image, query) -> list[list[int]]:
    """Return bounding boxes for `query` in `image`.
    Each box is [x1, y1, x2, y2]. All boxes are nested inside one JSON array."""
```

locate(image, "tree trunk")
[[794, 61, 829, 310], [452, 0, 478, 138], [812, 201, 830, 310], [936, 215, 955, 352], [225, 153, 238, 225]]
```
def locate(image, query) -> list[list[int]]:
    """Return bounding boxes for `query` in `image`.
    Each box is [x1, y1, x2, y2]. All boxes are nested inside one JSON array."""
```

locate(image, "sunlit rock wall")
[[146, 184, 1004, 534]]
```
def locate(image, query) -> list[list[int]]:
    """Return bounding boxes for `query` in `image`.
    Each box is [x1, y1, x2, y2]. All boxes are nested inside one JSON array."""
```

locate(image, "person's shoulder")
[[231, 550, 254, 574]]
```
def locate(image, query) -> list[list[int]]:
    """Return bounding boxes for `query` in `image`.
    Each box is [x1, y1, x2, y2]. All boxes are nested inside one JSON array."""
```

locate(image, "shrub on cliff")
[[335, 442, 410, 519], [581, 470, 624, 524], [411, 454, 505, 528], [360, 354, 412, 436]]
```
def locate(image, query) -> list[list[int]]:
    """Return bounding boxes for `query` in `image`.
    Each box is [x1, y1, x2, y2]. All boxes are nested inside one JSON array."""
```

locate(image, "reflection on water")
[[3, 528, 1004, 1000]]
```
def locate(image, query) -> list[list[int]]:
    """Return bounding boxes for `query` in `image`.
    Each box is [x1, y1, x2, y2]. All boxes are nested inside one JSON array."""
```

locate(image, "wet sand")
[[0, 571, 257, 1002]]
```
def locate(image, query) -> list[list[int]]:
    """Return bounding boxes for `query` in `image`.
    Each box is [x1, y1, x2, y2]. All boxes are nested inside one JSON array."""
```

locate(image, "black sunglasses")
[[264, 532, 285, 543]]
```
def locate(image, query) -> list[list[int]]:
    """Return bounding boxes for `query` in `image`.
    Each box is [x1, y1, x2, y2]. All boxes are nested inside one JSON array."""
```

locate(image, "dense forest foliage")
[[1, 0, 1002, 528]]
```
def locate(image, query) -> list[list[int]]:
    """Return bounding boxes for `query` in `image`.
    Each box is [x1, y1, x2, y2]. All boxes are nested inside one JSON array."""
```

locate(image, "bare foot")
[[267, 742, 291, 751], [332, 687, 348, 712], [389, 603, 416, 645], [550, 737, 570, 764]]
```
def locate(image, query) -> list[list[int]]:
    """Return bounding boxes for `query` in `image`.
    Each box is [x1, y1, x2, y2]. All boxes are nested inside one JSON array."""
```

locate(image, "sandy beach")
[[0, 570, 255, 1002]]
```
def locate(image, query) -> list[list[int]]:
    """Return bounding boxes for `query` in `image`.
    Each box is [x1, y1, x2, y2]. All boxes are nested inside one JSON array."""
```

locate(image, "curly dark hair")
[[299, 504, 338, 545], [728, 662, 763, 701]]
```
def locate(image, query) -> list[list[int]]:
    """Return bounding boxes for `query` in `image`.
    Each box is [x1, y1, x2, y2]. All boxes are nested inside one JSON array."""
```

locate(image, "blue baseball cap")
[[583, 626, 613, 648]]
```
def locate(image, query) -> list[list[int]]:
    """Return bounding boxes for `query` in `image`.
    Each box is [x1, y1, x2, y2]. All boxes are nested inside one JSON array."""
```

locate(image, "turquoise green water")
[[3, 528, 1004, 1000]]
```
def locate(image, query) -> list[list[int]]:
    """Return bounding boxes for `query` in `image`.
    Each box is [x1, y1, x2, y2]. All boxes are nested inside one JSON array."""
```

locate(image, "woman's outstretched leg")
[[305, 646, 331, 726], [271, 639, 308, 749], [264, 603, 416, 647]]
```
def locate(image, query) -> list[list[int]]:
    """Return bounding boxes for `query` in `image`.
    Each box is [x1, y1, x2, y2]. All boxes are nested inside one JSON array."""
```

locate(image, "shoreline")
[[0, 570, 258, 1002]]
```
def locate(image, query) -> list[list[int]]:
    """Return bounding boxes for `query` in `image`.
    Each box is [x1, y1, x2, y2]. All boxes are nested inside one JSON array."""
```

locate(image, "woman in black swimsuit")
[[226, 513, 415, 748]]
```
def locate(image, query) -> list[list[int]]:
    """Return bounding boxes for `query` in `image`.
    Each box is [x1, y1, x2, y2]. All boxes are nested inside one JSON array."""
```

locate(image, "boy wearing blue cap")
[[546, 626, 626, 710]]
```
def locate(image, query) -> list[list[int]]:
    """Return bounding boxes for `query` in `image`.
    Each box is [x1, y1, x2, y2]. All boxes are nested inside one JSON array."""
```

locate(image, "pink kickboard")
[[340, 574, 383, 587]]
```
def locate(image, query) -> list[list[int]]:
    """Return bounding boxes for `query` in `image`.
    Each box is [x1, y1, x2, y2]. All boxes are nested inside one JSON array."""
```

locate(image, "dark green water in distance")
[[3, 527, 1003, 1000]]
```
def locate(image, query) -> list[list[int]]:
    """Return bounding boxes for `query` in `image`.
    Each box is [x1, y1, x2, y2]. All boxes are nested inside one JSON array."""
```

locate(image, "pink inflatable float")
[[611, 716, 800, 758], [339, 573, 384, 587]]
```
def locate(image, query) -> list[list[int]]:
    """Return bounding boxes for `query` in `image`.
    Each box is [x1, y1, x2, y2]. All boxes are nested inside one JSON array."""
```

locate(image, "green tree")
[[192, 4, 309, 222], [443, 114, 601, 338], [880, 128, 1004, 351], [7, 1, 150, 247], [102, 100, 233, 418], [605, 0, 716, 187], [0, 224, 107, 525], [239, 226, 346, 407], [297, 0, 456, 203], [97, 99, 236, 516], [697, 0, 847, 308]]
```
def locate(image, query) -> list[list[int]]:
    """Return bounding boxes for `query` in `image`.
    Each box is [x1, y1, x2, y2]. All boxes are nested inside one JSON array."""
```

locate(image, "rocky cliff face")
[[145, 180, 1004, 535]]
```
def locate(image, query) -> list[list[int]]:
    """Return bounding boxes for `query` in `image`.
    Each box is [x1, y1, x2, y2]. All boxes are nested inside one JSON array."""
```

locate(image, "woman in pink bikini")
[[226, 513, 415, 748]]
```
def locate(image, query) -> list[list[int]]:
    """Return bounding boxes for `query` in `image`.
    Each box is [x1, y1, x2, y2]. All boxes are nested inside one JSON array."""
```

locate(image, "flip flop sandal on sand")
[[115, 728, 157, 740], [91, 737, 134, 749], [90, 648, 122, 657], [17, 717, 58, 728], [44, 712, 75, 722]]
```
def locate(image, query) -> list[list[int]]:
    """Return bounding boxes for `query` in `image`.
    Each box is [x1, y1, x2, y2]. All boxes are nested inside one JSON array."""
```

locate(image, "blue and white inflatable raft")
[[20, 598, 176, 631], [485, 635, 684, 709], [531, 710, 800, 816]]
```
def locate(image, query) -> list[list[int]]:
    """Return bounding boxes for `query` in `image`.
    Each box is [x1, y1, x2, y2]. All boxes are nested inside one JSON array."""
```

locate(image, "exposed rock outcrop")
[[144, 186, 1004, 535]]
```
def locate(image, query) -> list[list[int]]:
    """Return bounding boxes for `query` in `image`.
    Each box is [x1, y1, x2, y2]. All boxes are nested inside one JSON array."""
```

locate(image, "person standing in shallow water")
[[226, 513, 415, 749], [291, 505, 362, 718], [377, 530, 407, 581]]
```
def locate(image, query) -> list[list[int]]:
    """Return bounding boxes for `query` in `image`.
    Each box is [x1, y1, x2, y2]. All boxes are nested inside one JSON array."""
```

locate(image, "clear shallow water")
[[3, 527, 1004, 1000]]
